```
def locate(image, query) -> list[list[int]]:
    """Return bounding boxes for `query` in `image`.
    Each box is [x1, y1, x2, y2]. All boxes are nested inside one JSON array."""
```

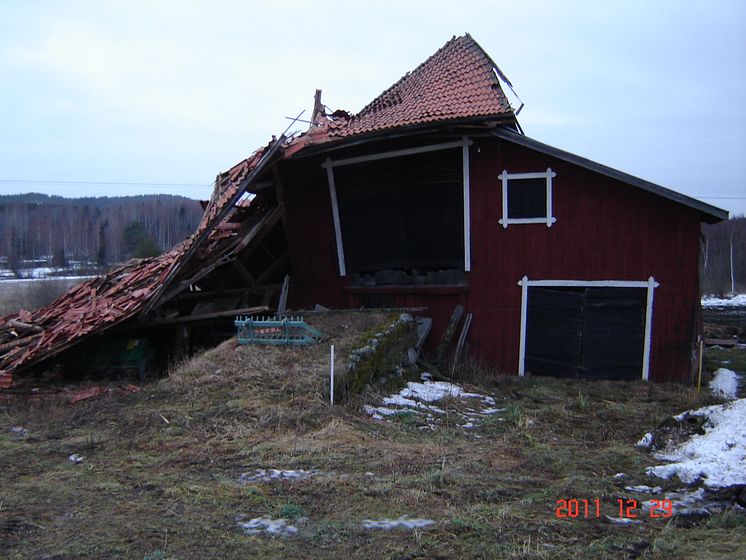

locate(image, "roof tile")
[[320, 34, 514, 139]]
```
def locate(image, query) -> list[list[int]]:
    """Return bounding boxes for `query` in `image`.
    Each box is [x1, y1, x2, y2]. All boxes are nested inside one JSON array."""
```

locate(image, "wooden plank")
[[704, 338, 737, 348], [434, 304, 464, 366], [277, 275, 290, 314], [451, 312, 473, 375], [232, 260, 256, 288]]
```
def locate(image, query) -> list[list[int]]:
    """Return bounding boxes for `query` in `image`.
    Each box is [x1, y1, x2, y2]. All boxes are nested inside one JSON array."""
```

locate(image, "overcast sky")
[[1, 0, 744, 216]]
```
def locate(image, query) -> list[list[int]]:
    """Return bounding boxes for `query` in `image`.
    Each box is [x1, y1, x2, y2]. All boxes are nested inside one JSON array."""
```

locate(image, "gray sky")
[[1, 0, 744, 216]]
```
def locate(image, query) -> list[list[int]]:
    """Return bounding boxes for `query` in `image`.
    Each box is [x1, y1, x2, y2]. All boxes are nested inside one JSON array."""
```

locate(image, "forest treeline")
[[703, 215, 746, 296], [0, 193, 743, 295], [0, 193, 203, 271]]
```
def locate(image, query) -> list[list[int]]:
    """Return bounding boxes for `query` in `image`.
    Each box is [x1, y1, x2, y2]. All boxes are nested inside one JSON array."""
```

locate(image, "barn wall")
[[467, 137, 702, 382], [279, 136, 703, 383]]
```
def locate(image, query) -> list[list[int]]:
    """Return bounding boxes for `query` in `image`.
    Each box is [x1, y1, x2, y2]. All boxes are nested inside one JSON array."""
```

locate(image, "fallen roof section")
[[0, 139, 286, 388]]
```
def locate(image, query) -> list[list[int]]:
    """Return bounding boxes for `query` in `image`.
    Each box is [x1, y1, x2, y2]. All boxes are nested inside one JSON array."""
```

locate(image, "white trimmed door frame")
[[322, 138, 473, 276], [517, 276, 659, 380]]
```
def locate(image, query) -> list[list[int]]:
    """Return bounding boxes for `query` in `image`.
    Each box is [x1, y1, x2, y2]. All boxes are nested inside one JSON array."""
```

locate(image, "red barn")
[[269, 34, 726, 383]]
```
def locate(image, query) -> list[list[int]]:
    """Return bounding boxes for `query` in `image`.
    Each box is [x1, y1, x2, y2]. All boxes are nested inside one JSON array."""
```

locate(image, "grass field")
[[1, 314, 744, 559]]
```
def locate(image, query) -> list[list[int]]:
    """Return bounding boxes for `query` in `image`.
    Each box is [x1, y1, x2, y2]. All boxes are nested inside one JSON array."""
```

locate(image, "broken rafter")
[[254, 252, 290, 286], [7, 320, 44, 335]]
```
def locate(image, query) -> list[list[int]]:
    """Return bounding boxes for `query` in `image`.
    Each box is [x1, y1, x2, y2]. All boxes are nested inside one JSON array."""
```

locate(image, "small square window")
[[498, 168, 557, 228]]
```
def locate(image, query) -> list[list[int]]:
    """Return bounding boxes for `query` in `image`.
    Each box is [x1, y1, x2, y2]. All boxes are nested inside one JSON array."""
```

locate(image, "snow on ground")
[[364, 380, 504, 429], [702, 294, 746, 307], [636, 433, 654, 448], [239, 468, 319, 484], [362, 516, 435, 530], [625, 485, 661, 494], [9, 426, 29, 439], [709, 368, 739, 400], [645, 399, 746, 488], [605, 516, 642, 525], [237, 516, 304, 537]]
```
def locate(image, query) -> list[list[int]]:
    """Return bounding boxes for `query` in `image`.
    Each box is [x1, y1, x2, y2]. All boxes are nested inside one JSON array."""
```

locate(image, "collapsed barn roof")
[[0, 33, 727, 388]]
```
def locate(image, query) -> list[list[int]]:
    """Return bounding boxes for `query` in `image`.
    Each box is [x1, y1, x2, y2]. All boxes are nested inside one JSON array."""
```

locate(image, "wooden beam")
[[231, 260, 256, 288], [175, 287, 253, 301], [7, 320, 44, 334], [136, 306, 269, 328], [254, 252, 290, 286]]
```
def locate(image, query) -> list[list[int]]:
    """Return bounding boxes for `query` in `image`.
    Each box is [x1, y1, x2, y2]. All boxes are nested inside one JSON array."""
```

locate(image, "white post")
[[323, 159, 347, 277], [518, 276, 529, 376], [641, 276, 657, 381], [462, 136, 471, 272], [330, 344, 335, 405]]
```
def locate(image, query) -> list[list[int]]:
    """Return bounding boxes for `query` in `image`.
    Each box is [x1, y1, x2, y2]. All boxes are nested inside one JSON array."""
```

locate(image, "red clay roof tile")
[[323, 34, 514, 139]]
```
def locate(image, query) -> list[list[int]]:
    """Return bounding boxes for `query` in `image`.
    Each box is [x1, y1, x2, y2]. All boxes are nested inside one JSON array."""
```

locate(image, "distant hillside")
[[0, 193, 204, 271]]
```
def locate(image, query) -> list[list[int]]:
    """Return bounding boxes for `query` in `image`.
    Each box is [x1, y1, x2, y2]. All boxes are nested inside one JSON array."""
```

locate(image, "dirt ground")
[[1, 313, 744, 559]]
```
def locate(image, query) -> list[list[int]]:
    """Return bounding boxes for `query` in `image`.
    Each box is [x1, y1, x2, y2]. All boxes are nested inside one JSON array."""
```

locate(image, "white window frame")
[[322, 137, 473, 277], [498, 167, 557, 228], [517, 276, 659, 381]]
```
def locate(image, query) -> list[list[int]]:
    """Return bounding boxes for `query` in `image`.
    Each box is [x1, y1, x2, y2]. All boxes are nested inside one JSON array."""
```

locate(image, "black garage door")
[[525, 286, 646, 380]]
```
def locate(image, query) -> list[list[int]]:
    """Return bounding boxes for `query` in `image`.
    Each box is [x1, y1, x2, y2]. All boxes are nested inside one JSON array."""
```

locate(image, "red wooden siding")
[[280, 136, 703, 383]]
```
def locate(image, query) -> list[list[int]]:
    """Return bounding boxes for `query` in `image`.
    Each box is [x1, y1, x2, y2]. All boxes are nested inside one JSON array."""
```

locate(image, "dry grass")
[[1, 316, 744, 560]]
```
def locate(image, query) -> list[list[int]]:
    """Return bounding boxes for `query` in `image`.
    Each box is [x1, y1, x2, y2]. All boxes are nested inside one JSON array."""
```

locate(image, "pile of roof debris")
[[0, 143, 290, 388]]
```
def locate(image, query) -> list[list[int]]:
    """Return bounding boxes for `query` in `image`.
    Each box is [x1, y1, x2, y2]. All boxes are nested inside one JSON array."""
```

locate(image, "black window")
[[507, 177, 547, 219]]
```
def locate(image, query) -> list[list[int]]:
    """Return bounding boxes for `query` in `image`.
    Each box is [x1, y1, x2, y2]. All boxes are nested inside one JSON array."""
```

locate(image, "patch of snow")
[[666, 488, 731, 515], [625, 485, 662, 494], [68, 453, 85, 464], [239, 468, 318, 484], [636, 433, 654, 448], [365, 381, 500, 429], [362, 516, 435, 530], [481, 407, 505, 415], [605, 516, 642, 525], [613, 472, 629, 480], [702, 294, 746, 308], [9, 426, 29, 438], [363, 405, 402, 417], [709, 368, 739, 400], [237, 516, 303, 536], [399, 381, 469, 402], [645, 399, 746, 488]]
